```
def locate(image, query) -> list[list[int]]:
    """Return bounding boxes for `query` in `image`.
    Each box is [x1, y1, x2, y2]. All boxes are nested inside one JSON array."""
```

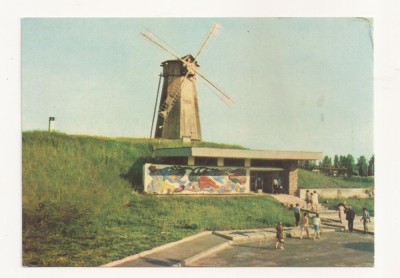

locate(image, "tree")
[[357, 156, 368, 177], [334, 155, 339, 168], [321, 155, 332, 168], [339, 155, 346, 168], [303, 160, 316, 170], [345, 154, 357, 176], [368, 155, 374, 176]]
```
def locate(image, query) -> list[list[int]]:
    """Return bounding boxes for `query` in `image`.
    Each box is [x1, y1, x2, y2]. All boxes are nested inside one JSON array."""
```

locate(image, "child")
[[313, 213, 321, 240], [275, 222, 285, 250], [360, 207, 371, 234]]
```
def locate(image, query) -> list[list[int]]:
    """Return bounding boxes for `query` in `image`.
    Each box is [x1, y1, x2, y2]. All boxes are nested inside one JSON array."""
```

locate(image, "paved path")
[[105, 232, 229, 267], [270, 193, 374, 233], [188, 231, 374, 267]]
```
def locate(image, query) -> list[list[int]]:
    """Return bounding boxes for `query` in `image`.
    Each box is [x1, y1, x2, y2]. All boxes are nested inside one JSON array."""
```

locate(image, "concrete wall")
[[299, 188, 374, 199], [286, 161, 298, 195], [144, 163, 249, 194]]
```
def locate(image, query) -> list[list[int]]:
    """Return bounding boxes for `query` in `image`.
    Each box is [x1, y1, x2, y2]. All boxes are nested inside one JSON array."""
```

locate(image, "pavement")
[[105, 231, 229, 267], [189, 231, 374, 267], [270, 193, 374, 234], [103, 194, 374, 267]]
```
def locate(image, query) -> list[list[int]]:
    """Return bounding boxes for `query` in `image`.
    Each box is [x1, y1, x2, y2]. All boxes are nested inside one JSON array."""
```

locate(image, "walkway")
[[270, 193, 374, 233], [102, 232, 230, 267], [188, 231, 374, 267], [103, 194, 374, 267]]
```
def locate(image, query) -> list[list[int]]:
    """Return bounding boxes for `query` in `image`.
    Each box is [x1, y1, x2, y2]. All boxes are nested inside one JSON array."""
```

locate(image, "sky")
[[22, 17, 374, 159]]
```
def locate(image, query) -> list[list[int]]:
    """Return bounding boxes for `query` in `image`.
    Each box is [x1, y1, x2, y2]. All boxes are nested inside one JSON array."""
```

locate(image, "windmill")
[[141, 23, 234, 141]]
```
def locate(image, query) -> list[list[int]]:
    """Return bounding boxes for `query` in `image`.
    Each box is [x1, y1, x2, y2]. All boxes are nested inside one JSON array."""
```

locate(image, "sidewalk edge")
[[101, 230, 212, 267]]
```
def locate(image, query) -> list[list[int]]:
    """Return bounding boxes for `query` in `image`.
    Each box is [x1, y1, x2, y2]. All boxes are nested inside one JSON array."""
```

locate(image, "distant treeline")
[[299, 154, 374, 177]]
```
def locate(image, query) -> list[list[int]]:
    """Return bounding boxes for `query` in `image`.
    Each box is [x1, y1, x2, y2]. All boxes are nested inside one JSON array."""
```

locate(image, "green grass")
[[22, 131, 375, 266], [319, 197, 374, 217], [299, 169, 374, 189], [22, 131, 292, 266]]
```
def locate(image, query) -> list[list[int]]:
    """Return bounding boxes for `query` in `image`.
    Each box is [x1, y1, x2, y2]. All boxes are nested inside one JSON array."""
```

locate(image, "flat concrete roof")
[[154, 147, 323, 160]]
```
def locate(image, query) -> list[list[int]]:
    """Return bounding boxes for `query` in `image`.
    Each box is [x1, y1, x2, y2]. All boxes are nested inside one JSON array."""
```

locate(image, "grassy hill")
[[298, 168, 374, 189], [22, 131, 374, 266], [22, 131, 291, 266]]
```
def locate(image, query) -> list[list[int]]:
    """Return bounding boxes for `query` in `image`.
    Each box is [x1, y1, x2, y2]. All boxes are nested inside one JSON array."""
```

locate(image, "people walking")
[[275, 222, 285, 250], [346, 206, 356, 232], [310, 193, 315, 211], [313, 213, 322, 240], [360, 207, 371, 234], [294, 203, 301, 227], [305, 190, 311, 209], [273, 178, 279, 195], [300, 212, 310, 239], [338, 203, 345, 224], [278, 178, 283, 194], [312, 190, 319, 211]]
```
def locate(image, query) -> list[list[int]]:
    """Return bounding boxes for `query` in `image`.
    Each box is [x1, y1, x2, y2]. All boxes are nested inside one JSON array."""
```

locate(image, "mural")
[[144, 164, 248, 194]]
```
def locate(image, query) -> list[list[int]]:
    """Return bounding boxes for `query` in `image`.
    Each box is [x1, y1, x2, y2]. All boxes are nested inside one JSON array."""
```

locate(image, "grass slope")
[[22, 131, 292, 266], [320, 197, 374, 217], [299, 169, 374, 189]]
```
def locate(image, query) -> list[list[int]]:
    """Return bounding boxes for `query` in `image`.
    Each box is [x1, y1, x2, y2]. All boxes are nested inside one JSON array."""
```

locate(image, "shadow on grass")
[[120, 156, 155, 193]]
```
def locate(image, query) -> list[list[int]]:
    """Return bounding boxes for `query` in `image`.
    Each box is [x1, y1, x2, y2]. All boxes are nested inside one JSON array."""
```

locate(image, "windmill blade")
[[140, 31, 182, 62], [143, 27, 181, 58], [140, 31, 196, 73], [199, 78, 230, 104], [196, 71, 234, 105], [194, 23, 221, 61]]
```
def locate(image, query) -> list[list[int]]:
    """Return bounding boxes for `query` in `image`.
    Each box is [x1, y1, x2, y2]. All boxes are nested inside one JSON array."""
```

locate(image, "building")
[[143, 147, 323, 195]]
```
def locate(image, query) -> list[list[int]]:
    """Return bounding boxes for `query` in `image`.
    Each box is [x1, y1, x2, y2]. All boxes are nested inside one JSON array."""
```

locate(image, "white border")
[[2, 1, 399, 278]]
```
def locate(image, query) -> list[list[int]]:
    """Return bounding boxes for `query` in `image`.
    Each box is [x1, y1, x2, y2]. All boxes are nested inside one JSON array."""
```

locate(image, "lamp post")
[[48, 117, 55, 132]]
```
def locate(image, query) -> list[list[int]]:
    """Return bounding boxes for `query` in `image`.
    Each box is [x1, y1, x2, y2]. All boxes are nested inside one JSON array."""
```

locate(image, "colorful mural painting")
[[144, 163, 248, 194]]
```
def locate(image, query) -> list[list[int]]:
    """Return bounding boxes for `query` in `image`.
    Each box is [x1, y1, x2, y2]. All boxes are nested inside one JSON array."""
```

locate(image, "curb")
[[212, 230, 277, 242], [101, 230, 212, 267], [320, 222, 374, 235], [352, 228, 374, 235], [173, 241, 233, 267]]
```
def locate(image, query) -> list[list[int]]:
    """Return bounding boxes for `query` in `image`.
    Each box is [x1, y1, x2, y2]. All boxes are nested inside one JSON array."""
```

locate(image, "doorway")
[[250, 171, 283, 193]]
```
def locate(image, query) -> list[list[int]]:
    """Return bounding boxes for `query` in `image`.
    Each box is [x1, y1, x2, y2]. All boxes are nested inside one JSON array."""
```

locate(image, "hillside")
[[22, 131, 289, 266], [298, 168, 374, 189], [22, 131, 373, 266]]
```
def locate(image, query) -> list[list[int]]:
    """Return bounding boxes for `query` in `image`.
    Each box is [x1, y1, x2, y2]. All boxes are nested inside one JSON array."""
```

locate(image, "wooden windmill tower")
[[141, 23, 233, 141]]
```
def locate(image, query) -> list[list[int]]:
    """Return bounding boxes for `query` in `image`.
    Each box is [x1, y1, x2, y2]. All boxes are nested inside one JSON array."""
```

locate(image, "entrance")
[[250, 171, 283, 193]]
